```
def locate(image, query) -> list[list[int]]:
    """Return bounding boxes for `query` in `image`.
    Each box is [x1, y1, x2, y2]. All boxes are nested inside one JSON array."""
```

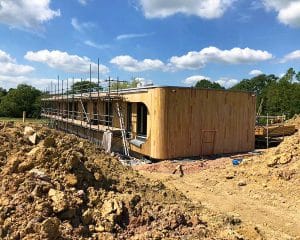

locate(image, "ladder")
[[116, 102, 130, 156], [80, 99, 90, 123]]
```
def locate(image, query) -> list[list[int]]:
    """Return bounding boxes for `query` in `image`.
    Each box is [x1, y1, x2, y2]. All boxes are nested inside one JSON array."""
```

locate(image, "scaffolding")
[[255, 114, 295, 148], [41, 61, 131, 156]]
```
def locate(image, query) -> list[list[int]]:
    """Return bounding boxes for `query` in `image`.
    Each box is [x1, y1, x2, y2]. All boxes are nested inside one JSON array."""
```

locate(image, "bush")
[[0, 84, 42, 118]]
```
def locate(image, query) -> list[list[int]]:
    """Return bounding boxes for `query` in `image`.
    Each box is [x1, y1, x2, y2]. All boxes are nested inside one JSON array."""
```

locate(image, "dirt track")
[[137, 161, 300, 239], [135, 128, 300, 240]]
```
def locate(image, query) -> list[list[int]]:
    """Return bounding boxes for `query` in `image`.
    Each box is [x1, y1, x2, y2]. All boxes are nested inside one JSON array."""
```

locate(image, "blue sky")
[[1, 0, 300, 90]]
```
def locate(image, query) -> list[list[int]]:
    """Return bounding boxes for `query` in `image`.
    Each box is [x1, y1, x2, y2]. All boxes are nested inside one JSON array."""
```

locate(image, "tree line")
[[0, 68, 299, 119], [194, 68, 300, 119]]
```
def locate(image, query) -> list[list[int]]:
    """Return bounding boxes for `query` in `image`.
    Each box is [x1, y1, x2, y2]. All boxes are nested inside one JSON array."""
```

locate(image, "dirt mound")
[[287, 114, 300, 129], [0, 122, 233, 239]]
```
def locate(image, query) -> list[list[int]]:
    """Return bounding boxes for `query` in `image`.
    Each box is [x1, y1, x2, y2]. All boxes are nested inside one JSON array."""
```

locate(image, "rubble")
[[0, 122, 234, 239]]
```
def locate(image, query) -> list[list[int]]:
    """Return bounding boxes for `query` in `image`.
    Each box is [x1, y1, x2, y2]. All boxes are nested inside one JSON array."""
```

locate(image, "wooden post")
[[22, 111, 26, 123]]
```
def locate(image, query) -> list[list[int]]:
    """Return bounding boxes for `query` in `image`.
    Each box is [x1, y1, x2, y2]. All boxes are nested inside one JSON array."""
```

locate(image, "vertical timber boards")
[[162, 88, 256, 159]]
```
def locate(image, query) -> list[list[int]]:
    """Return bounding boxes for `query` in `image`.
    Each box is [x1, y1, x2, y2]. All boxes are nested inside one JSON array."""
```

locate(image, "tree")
[[69, 81, 102, 94], [295, 71, 300, 82], [110, 78, 140, 90], [0, 87, 7, 103], [0, 84, 41, 118], [195, 79, 225, 90], [230, 74, 278, 115], [281, 68, 295, 83]]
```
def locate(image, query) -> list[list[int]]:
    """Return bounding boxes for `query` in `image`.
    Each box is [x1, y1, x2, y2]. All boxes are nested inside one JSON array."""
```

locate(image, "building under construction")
[[41, 76, 256, 160]]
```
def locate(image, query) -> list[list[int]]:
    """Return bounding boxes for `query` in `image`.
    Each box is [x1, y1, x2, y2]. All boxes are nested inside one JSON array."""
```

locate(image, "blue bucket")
[[232, 159, 243, 166]]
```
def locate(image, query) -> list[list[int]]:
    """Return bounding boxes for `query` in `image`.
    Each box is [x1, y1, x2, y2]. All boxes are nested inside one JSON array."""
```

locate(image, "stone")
[[278, 153, 292, 165], [94, 172, 102, 181], [29, 169, 50, 181], [48, 189, 68, 213], [28, 133, 37, 145], [41, 217, 60, 240], [238, 181, 247, 186], [225, 215, 242, 225], [24, 126, 35, 136], [18, 160, 34, 172], [101, 199, 123, 217], [65, 174, 78, 186], [27, 147, 41, 157], [225, 174, 235, 179], [43, 137, 56, 148], [95, 221, 114, 233], [267, 155, 280, 167], [82, 209, 93, 225], [66, 153, 81, 169]]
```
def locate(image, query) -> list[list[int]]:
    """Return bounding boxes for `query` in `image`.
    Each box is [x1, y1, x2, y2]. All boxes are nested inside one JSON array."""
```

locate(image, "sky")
[[1, 0, 300, 90]]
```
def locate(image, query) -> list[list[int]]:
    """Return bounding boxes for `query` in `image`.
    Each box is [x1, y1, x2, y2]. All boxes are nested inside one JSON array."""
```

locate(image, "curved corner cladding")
[[121, 87, 164, 159], [125, 87, 256, 160]]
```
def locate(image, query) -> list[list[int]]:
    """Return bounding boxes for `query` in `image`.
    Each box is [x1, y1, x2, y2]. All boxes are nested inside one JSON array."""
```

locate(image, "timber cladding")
[[125, 87, 256, 159], [41, 86, 256, 160]]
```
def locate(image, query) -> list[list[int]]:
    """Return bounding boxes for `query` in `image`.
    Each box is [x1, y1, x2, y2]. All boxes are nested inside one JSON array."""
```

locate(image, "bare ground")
[[135, 130, 300, 239]]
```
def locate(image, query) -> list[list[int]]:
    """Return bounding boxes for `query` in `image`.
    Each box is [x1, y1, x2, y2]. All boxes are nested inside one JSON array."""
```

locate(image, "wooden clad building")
[[42, 86, 256, 160]]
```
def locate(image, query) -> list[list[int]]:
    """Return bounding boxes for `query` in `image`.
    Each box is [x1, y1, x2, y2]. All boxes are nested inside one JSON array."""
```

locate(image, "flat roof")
[[42, 85, 255, 101]]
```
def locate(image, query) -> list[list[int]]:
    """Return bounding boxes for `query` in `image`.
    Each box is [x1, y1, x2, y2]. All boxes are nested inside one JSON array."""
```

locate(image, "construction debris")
[[172, 164, 184, 177]]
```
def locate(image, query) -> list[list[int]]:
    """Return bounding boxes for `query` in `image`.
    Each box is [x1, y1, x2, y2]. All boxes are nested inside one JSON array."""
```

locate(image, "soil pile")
[[0, 122, 232, 240], [287, 114, 300, 129]]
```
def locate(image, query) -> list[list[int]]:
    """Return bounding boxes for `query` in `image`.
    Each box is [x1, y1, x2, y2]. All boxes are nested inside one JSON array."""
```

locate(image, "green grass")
[[0, 117, 45, 124]]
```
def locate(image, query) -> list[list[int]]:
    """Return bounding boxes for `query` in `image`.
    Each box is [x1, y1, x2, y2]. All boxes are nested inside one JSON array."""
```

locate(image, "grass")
[[0, 117, 45, 124]]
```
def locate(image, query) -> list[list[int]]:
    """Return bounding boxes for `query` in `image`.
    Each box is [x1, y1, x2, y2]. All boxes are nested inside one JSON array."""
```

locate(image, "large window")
[[137, 103, 147, 138]]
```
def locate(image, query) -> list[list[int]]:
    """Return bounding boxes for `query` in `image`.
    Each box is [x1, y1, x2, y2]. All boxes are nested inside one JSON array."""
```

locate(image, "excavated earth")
[[0, 121, 254, 240], [136, 117, 300, 240]]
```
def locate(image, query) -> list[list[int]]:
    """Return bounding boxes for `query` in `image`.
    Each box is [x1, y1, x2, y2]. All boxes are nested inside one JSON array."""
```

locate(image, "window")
[[137, 103, 147, 138], [92, 102, 98, 125], [126, 103, 132, 137], [104, 102, 112, 126], [74, 102, 78, 119]]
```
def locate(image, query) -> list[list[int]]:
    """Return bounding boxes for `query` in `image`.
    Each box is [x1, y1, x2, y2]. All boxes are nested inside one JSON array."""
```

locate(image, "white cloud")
[[0, 75, 57, 90], [134, 77, 154, 87], [263, 0, 300, 27], [183, 75, 211, 85], [24, 49, 109, 74], [184, 75, 238, 88], [0, 0, 60, 30], [78, 0, 88, 6], [215, 77, 239, 88], [116, 32, 153, 40], [139, 0, 235, 19], [0, 49, 34, 76], [110, 55, 166, 72], [84, 40, 110, 50], [281, 50, 300, 62], [71, 18, 94, 32], [249, 69, 263, 75], [0, 50, 14, 63], [170, 47, 273, 70]]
